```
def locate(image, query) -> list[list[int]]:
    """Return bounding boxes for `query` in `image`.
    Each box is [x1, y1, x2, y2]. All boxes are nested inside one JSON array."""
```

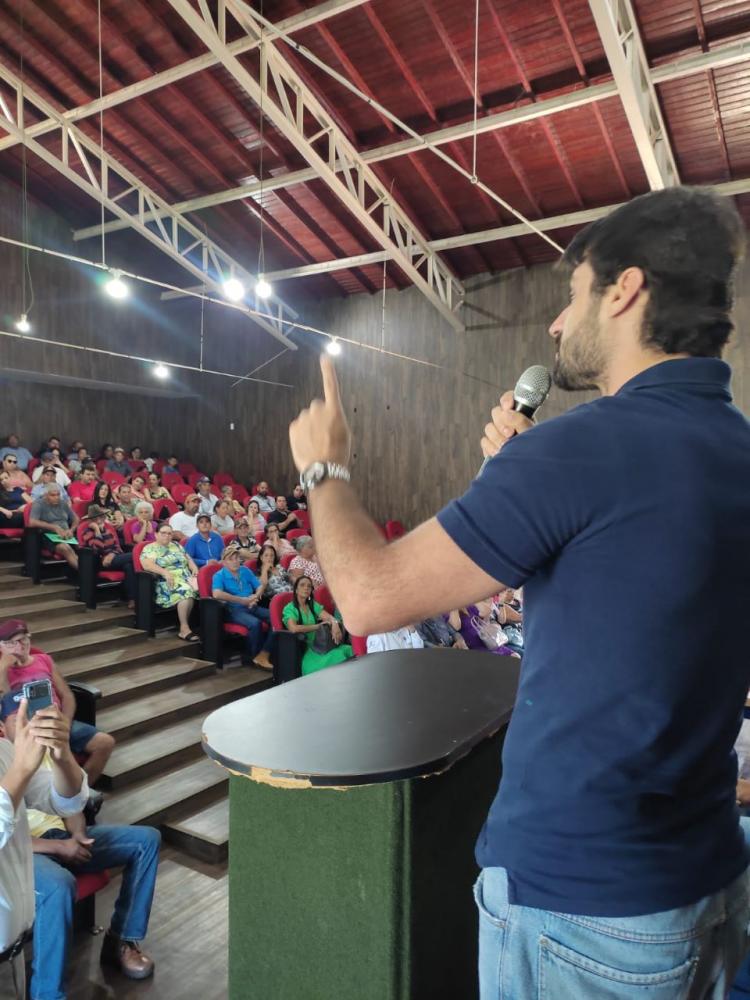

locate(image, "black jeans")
[[105, 551, 136, 600]]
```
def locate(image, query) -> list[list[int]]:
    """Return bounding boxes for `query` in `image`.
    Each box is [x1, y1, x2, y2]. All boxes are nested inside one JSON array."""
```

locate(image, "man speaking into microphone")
[[289, 187, 750, 999]]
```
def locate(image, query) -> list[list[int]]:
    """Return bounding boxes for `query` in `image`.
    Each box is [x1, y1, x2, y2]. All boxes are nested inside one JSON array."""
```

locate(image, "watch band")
[[301, 461, 351, 491]]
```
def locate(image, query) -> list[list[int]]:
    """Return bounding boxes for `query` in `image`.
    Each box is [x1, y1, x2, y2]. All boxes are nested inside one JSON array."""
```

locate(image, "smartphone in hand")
[[22, 679, 53, 720]]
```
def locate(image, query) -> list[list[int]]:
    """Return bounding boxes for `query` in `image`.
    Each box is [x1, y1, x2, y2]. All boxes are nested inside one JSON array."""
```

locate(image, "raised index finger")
[[320, 354, 342, 410]]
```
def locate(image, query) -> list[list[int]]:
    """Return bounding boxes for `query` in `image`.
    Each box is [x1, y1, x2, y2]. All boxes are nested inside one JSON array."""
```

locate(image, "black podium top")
[[202, 650, 520, 788]]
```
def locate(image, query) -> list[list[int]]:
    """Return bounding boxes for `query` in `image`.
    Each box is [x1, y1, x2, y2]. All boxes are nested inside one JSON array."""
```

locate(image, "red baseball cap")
[[0, 619, 28, 642]]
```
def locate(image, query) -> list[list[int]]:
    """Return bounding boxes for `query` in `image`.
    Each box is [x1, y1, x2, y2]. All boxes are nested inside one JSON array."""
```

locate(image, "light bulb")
[[15, 314, 30, 333], [255, 276, 272, 299], [222, 277, 245, 301], [326, 338, 342, 356], [153, 363, 170, 379], [105, 270, 129, 299]]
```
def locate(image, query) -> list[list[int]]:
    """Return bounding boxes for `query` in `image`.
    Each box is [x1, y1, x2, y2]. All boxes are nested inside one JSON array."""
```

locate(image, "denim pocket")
[[539, 934, 698, 999], [475, 873, 508, 1000]]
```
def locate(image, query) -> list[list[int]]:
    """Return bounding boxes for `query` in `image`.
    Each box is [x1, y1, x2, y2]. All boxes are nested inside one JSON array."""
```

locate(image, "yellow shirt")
[[26, 755, 65, 838]]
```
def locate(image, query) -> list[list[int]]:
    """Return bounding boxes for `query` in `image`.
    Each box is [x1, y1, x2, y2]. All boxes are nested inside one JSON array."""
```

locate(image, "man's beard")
[[552, 300, 606, 392]]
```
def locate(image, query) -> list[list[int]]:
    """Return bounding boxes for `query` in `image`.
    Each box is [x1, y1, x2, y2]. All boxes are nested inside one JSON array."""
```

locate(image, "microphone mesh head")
[[514, 365, 552, 411]]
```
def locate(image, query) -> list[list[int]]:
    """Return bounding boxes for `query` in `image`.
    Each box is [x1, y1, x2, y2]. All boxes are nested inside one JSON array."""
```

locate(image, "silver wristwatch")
[[300, 461, 351, 492]]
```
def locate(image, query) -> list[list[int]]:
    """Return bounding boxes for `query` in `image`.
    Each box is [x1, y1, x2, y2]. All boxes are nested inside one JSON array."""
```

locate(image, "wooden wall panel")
[[1, 176, 749, 528]]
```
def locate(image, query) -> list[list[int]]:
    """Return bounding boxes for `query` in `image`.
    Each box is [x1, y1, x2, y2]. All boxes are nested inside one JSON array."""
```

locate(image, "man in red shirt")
[[67, 464, 98, 505]]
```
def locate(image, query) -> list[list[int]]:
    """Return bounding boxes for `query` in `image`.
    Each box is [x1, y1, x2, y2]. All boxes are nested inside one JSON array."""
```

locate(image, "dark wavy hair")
[[258, 543, 279, 568], [562, 187, 745, 358]]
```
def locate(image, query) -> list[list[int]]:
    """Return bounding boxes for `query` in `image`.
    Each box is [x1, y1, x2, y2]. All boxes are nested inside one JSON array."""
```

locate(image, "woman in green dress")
[[140, 522, 200, 642], [282, 575, 353, 675]]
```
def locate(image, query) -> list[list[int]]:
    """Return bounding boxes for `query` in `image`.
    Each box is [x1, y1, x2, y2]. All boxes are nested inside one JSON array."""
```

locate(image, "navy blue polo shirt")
[[437, 358, 750, 916]]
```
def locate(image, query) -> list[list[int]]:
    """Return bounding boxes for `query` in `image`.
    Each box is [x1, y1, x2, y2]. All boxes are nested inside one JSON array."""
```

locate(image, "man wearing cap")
[[28, 484, 79, 573], [31, 452, 70, 490], [169, 493, 200, 541], [195, 478, 220, 517], [30, 466, 69, 503], [0, 620, 115, 792], [105, 447, 131, 477], [80, 506, 137, 608], [0, 651, 88, 999]]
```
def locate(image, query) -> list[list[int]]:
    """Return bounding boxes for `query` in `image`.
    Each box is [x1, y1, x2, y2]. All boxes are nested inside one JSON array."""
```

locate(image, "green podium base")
[[228, 731, 504, 1000]]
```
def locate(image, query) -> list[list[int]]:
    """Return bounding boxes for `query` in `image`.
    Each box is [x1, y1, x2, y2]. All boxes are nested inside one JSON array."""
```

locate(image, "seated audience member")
[[212, 546, 273, 669], [245, 498, 266, 535], [288, 535, 325, 587], [196, 478, 220, 517], [32, 452, 71, 489], [255, 543, 293, 607], [66, 445, 90, 474], [0, 619, 115, 788], [36, 436, 61, 459], [494, 586, 523, 625], [31, 465, 70, 503], [106, 447, 131, 477], [130, 446, 143, 464], [143, 451, 159, 473], [0, 470, 30, 528], [29, 484, 79, 572], [367, 625, 425, 654], [220, 484, 245, 518], [266, 495, 298, 536], [116, 483, 138, 520], [0, 692, 88, 999], [161, 455, 181, 477], [169, 493, 200, 541], [81, 504, 136, 607], [144, 472, 173, 505], [26, 789, 159, 994], [65, 440, 85, 462], [232, 518, 259, 561], [417, 611, 467, 649], [282, 576, 353, 675], [265, 522, 295, 559], [140, 524, 199, 642], [286, 484, 307, 512], [2, 452, 33, 491], [129, 474, 148, 502], [93, 480, 124, 529], [250, 481, 276, 515], [129, 502, 157, 545], [67, 463, 98, 505], [184, 514, 224, 567], [98, 443, 114, 463], [211, 499, 235, 536], [459, 601, 516, 657], [0, 432, 33, 470]]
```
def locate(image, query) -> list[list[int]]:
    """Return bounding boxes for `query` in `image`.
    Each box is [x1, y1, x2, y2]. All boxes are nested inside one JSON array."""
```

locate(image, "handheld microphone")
[[478, 365, 552, 476]]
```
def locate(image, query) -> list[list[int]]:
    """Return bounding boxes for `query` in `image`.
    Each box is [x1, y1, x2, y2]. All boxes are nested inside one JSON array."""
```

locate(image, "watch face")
[[302, 462, 326, 490]]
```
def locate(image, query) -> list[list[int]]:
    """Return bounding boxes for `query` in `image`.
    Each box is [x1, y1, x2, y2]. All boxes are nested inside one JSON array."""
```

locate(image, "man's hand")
[[55, 831, 95, 864], [481, 391, 535, 459], [12, 700, 46, 775], [246, 594, 259, 608], [102, 553, 115, 567], [29, 707, 71, 762], [289, 356, 351, 473]]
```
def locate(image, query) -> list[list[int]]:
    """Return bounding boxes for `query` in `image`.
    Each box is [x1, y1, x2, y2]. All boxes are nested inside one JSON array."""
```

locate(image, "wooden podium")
[[203, 650, 520, 1000]]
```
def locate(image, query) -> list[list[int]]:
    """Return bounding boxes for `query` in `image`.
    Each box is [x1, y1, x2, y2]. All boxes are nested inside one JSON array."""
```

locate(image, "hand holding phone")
[[23, 679, 53, 720]]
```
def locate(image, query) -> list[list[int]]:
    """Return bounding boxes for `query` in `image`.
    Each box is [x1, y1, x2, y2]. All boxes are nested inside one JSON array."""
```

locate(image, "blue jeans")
[[31, 825, 160, 1000], [475, 864, 750, 1000], [226, 604, 271, 660]]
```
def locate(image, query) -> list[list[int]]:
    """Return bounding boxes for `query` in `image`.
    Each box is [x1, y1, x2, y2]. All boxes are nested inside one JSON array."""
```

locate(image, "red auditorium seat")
[[244, 558, 258, 573], [187, 472, 208, 487], [350, 634, 368, 657], [294, 510, 310, 532], [385, 520, 406, 541], [255, 531, 266, 547], [313, 585, 334, 615], [95, 459, 108, 474], [76, 521, 126, 608], [280, 552, 296, 570], [102, 470, 126, 487], [27, 457, 40, 476], [23, 502, 65, 583], [71, 498, 91, 520], [171, 483, 193, 505], [233, 485, 249, 503], [152, 459, 165, 474], [286, 528, 307, 542], [0, 500, 25, 540], [179, 462, 197, 475], [213, 472, 235, 488], [151, 497, 178, 519], [198, 562, 253, 669]]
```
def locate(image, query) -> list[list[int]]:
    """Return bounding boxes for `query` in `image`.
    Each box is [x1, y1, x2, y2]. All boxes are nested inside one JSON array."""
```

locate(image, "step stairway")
[[0, 554, 269, 863]]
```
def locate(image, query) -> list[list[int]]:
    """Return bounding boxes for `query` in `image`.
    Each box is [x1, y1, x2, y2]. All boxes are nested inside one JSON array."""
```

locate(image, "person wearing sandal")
[[211, 546, 273, 669], [140, 524, 199, 642]]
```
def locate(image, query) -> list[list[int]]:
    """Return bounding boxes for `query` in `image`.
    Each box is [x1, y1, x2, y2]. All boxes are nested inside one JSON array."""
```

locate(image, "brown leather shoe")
[[252, 650, 272, 670], [100, 931, 155, 980]]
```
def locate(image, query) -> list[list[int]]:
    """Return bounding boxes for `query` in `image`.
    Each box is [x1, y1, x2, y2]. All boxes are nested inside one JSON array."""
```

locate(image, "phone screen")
[[23, 679, 53, 720]]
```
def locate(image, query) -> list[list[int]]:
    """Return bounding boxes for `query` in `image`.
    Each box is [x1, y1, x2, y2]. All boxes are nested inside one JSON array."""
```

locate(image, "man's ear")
[[605, 266, 646, 319]]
